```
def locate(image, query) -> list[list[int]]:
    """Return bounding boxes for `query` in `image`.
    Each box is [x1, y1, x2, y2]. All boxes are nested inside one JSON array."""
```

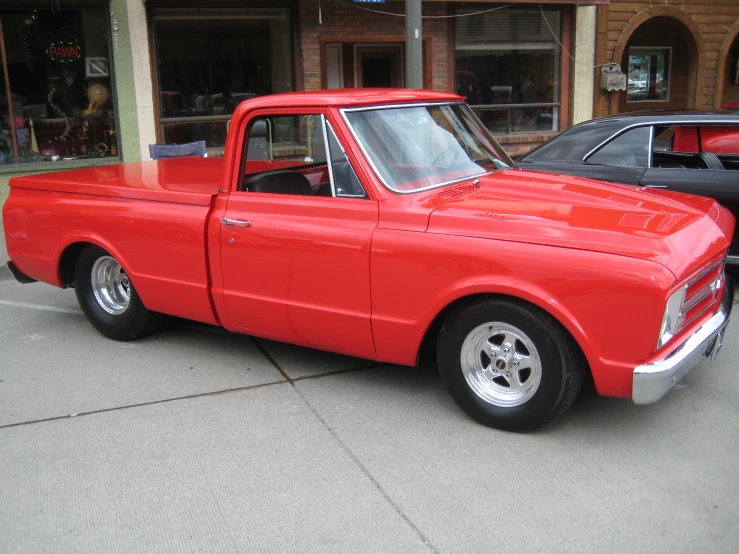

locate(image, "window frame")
[[584, 119, 739, 169], [239, 110, 366, 199], [584, 125, 653, 168], [324, 120, 367, 199], [451, 4, 570, 135], [0, 3, 121, 169], [626, 46, 673, 104], [583, 124, 654, 169], [340, 101, 513, 195], [149, 5, 298, 152]]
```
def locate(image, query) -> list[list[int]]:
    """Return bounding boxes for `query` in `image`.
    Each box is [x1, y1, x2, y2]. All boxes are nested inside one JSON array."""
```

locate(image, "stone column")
[[109, 0, 157, 162], [572, 5, 596, 125], [405, 0, 423, 89]]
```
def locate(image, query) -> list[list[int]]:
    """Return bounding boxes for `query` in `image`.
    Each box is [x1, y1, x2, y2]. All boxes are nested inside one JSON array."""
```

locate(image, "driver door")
[[219, 111, 378, 358]]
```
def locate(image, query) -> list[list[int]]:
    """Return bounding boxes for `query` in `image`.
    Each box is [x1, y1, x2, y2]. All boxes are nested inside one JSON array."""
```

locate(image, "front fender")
[[417, 274, 593, 367], [370, 229, 676, 397]]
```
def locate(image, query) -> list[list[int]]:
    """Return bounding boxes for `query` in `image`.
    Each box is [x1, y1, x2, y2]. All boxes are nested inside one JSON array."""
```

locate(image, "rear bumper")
[[632, 276, 734, 404], [5, 261, 37, 284]]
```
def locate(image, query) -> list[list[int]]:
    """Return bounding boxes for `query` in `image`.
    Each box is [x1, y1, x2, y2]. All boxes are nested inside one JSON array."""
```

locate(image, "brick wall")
[[497, 135, 555, 158], [298, 0, 449, 91]]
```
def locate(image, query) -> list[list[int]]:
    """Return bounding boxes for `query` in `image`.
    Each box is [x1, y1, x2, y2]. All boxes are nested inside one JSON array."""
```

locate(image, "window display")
[[152, 8, 295, 153], [454, 6, 563, 134], [0, 5, 117, 166]]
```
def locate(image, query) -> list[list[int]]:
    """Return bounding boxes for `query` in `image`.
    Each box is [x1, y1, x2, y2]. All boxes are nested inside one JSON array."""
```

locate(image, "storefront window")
[[627, 48, 671, 102], [152, 8, 294, 154], [0, 5, 118, 166], [454, 5, 562, 134]]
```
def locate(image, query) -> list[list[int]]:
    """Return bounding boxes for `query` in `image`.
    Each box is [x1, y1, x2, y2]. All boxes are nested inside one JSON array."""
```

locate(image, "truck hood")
[[426, 169, 734, 280]]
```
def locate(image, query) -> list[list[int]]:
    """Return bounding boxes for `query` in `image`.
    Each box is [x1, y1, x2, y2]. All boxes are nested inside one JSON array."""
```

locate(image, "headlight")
[[657, 285, 686, 348]]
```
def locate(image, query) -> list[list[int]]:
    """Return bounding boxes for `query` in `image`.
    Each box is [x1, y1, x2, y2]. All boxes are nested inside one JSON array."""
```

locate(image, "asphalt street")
[[1, 242, 739, 552]]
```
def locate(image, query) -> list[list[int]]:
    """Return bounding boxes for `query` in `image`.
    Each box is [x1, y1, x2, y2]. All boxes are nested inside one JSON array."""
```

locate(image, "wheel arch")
[[56, 237, 134, 289], [417, 287, 596, 375]]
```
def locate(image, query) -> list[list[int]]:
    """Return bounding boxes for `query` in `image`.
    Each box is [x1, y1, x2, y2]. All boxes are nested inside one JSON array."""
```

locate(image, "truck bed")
[[9, 158, 225, 206], [3, 158, 223, 326]]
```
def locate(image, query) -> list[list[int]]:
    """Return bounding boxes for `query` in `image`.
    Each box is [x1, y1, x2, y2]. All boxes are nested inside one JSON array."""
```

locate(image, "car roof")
[[519, 110, 739, 162], [233, 88, 464, 111], [575, 110, 739, 126]]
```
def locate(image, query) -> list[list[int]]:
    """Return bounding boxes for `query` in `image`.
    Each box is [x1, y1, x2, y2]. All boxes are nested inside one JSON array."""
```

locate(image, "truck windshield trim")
[[340, 102, 513, 194]]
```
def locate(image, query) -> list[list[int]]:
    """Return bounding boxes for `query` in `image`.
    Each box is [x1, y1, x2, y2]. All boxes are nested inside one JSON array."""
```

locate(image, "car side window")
[[586, 126, 650, 168], [651, 125, 739, 170], [240, 114, 330, 195], [651, 125, 696, 169], [325, 122, 366, 198], [653, 126, 677, 152]]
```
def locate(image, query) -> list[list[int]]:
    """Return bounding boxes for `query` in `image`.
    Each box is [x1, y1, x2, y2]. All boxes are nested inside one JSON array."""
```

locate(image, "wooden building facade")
[[593, 1, 739, 116]]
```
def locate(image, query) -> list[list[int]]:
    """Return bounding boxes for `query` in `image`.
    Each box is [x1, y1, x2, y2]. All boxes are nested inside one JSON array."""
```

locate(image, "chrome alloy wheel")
[[460, 322, 542, 407], [91, 256, 131, 315]]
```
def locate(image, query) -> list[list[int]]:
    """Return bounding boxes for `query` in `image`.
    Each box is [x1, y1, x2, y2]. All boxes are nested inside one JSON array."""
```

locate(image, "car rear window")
[[520, 124, 617, 162]]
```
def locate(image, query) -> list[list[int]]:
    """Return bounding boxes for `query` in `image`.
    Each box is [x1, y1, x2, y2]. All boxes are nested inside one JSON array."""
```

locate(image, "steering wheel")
[[430, 147, 460, 169]]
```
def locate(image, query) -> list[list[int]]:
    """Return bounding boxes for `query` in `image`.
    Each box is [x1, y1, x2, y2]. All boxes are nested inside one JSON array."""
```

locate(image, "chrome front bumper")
[[632, 276, 735, 404]]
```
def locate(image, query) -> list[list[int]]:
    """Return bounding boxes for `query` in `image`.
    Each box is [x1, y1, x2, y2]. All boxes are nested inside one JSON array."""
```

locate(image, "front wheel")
[[74, 245, 165, 341], [437, 299, 586, 431]]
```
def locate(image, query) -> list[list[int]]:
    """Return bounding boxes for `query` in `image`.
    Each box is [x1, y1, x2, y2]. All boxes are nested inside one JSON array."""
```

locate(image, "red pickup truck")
[[3, 89, 735, 431]]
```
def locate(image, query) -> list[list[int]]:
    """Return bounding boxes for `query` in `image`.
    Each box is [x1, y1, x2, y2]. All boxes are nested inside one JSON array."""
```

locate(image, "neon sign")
[[46, 41, 82, 62]]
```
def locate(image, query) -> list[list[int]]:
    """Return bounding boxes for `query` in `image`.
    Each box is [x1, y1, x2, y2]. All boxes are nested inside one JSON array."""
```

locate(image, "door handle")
[[222, 218, 251, 227], [643, 184, 668, 188]]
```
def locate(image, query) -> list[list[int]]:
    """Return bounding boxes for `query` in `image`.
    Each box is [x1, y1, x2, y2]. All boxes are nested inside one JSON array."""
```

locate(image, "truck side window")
[[325, 122, 366, 198], [240, 114, 329, 195]]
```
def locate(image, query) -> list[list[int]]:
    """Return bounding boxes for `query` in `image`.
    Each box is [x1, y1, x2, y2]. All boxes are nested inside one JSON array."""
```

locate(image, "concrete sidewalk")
[[1, 279, 738, 553]]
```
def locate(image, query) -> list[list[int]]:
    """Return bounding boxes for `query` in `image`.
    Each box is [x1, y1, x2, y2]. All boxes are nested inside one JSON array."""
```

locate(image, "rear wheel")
[[437, 299, 586, 431], [74, 245, 165, 340]]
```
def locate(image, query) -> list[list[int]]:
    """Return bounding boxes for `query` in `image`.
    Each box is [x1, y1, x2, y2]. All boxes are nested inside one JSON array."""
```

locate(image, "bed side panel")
[[3, 187, 217, 325]]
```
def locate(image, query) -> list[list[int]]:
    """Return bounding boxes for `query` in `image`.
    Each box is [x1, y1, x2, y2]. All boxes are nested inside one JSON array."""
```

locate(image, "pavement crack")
[[251, 339, 440, 553], [290, 382, 440, 553], [0, 380, 287, 430], [250, 337, 292, 382], [292, 363, 387, 382], [0, 344, 385, 431]]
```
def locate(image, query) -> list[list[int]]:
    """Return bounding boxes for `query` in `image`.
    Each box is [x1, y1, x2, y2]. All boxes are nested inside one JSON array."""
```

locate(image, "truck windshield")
[[343, 103, 513, 193]]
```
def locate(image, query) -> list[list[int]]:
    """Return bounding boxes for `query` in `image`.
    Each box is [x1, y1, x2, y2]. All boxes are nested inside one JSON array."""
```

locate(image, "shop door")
[[355, 45, 404, 88]]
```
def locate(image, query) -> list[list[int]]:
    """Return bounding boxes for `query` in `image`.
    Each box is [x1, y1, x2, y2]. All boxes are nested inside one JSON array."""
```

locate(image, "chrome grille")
[[676, 258, 726, 332]]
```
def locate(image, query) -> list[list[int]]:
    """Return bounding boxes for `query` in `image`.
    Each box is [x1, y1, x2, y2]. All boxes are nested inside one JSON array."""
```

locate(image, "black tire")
[[74, 245, 165, 341], [696, 152, 725, 170], [437, 298, 586, 432]]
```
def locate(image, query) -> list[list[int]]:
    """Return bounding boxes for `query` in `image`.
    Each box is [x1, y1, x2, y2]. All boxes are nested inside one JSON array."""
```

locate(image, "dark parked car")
[[516, 111, 739, 268]]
